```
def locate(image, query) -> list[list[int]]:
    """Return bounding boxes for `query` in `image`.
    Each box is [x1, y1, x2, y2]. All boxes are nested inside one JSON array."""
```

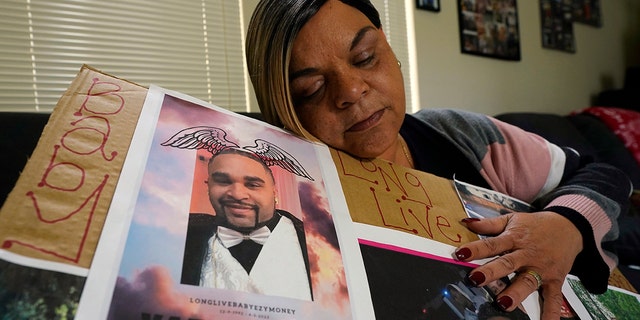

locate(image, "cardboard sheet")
[[0, 65, 147, 269], [331, 149, 478, 246]]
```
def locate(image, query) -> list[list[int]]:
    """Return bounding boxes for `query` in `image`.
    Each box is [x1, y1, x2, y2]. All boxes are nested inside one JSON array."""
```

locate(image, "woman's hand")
[[453, 211, 583, 320]]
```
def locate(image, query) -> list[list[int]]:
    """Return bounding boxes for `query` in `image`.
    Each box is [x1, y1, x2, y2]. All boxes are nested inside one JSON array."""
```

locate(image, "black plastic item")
[[618, 264, 640, 293]]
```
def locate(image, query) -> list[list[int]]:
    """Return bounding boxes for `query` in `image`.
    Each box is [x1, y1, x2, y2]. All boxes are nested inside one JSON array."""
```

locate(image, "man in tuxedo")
[[181, 148, 312, 300]]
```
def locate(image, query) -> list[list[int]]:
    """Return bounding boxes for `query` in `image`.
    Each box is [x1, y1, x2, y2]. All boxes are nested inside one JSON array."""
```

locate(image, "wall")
[[413, 0, 640, 116]]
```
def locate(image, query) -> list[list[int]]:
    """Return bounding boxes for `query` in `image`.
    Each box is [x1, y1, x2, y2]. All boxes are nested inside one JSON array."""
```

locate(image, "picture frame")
[[572, 0, 602, 27], [540, 0, 576, 53], [416, 0, 440, 12], [457, 0, 521, 61]]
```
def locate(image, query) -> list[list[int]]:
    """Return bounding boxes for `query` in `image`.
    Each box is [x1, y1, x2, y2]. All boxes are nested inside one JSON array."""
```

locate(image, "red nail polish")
[[461, 217, 481, 224], [467, 271, 486, 286], [497, 296, 513, 310], [455, 247, 472, 260]]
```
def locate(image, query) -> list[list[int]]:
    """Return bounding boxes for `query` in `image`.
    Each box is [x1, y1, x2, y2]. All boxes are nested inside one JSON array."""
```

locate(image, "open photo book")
[[0, 66, 638, 319]]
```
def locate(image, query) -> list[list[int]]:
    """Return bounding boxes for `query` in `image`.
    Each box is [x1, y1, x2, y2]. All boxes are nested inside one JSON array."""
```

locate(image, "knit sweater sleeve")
[[412, 109, 632, 293]]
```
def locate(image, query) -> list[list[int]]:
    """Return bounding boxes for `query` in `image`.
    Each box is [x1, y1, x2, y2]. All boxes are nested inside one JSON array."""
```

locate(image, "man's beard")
[[218, 199, 261, 232]]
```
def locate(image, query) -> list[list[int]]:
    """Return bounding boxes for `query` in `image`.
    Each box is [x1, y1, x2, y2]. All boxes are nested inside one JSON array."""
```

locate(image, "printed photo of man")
[[180, 148, 312, 301]]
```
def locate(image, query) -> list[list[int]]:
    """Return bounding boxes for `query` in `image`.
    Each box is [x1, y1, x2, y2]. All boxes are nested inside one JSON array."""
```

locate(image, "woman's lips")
[[348, 109, 385, 132]]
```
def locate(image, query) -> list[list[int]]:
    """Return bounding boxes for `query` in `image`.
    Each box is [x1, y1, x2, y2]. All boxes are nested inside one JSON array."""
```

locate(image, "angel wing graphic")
[[244, 139, 314, 181], [160, 126, 239, 154], [161, 126, 313, 181]]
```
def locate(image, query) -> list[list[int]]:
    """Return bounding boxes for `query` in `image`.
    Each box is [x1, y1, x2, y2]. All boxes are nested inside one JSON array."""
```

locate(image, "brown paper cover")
[[0, 65, 147, 268], [330, 148, 478, 246]]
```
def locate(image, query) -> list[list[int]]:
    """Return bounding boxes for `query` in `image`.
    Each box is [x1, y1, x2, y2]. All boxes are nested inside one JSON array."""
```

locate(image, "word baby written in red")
[[2, 77, 132, 266]]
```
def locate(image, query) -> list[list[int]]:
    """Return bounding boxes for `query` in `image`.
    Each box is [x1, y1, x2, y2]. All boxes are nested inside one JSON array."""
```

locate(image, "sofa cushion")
[[567, 113, 640, 189], [577, 107, 640, 166]]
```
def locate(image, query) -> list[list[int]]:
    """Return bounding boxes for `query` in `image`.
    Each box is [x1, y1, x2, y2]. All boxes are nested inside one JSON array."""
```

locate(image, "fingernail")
[[454, 247, 472, 260], [496, 296, 513, 311], [467, 271, 486, 286], [461, 217, 481, 224]]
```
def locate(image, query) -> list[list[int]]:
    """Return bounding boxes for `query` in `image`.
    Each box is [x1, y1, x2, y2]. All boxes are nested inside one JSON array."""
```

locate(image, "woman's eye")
[[354, 52, 376, 67], [355, 56, 373, 66], [295, 79, 324, 102]]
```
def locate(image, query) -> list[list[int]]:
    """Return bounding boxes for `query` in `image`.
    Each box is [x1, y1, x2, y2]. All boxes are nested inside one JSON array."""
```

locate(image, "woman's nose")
[[334, 68, 369, 109]]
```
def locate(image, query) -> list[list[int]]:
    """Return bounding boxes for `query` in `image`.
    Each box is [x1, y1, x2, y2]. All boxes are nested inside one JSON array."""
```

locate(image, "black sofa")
[[595, 66, 640, 112], [0, 112, 52, 204]]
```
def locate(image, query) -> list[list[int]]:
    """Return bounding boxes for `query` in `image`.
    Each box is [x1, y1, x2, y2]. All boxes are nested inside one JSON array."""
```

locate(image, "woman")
[[245, 0, 631, 319]]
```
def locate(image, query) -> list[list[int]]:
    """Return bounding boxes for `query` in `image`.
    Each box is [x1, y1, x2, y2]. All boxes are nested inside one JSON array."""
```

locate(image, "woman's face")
[[289, 0, 406, 159]]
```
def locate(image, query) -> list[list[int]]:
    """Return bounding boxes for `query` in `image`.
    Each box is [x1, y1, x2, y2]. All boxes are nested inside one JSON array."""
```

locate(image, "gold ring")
[[524, 270, 543, 289]]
